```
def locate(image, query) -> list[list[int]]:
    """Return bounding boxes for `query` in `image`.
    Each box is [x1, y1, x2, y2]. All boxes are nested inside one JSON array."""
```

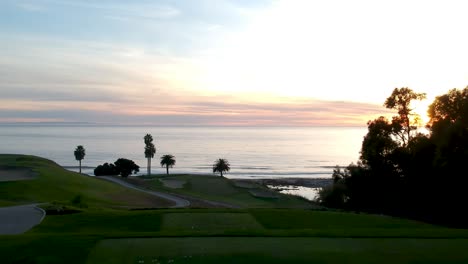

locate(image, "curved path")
[[99, 176, 190, 208], [0, 204, 45, 235]]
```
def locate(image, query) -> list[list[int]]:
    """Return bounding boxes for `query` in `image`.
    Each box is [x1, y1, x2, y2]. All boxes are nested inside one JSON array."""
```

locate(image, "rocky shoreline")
[[239, 177, 333, 188]]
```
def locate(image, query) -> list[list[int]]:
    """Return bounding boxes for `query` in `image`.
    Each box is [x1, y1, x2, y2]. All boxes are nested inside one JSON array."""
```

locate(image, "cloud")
[[0, 85, 130, 103], [0, 34, 187, 102], [4, 0, 429, 126], [0, 94, 389, 126], [35, 0, 181, 20], [0, 33, 391, 126], [16, 2, 46, 12]]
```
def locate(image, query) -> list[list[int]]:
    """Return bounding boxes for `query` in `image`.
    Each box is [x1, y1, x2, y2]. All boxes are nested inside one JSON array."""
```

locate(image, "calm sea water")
[[0, 125, 366, 179]]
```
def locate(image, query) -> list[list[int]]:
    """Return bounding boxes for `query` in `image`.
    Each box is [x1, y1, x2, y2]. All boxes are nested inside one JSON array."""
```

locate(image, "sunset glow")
[[1, 0, 468, 126]]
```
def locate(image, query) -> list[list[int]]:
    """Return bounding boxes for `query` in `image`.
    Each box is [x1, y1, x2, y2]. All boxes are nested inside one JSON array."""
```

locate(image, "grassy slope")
[[0, 154, 173, 208], [131, 174, 312, 208]]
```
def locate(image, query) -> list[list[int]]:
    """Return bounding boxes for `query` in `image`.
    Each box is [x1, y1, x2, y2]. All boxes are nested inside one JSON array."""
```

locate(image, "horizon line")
[[0, 121, 368, 128]]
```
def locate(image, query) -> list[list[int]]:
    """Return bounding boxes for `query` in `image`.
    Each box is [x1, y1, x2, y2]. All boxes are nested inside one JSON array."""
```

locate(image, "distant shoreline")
[[240, 177, 332, 188], [66, 167, 334, 180], [65, 165, 332, 188]]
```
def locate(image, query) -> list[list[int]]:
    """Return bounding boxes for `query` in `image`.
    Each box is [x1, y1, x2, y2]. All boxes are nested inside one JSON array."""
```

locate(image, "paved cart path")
[[100, 176, 190, 208], [0, 204, 45, 235]]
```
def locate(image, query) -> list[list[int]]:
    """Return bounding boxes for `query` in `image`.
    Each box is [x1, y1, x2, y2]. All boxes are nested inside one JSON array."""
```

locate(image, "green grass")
[[31, 210, 163, 234], [0, 154, 173, 208], [2, 208, 468, 263], [0, 235, 99, 264], [251, 209, 435, 229], [87, 237, 468, 264], [2, 155, 468, 263], [135, 174, 313, 208], [24, 208, 468, 238], [162, 212, 264, 233]]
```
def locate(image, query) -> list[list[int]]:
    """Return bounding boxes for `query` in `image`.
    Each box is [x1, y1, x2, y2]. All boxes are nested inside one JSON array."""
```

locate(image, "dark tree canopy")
[[384, 87, 426, 147], [213, 158, 230, 177], [160, 154, 176, 175], [428, 87, 468, 175], [319, 86, 468, 227], [74, 145, 86, 161], [94, 163, 118, 176], [428, 87, 468, 125], [114, 158, 140, 178], [360, 116, 398, 169], [144, 134, 156, 159]]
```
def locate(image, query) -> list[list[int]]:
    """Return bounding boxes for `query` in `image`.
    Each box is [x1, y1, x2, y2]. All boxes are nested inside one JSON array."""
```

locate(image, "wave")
[[193, 166, 213, 169], [318, 165, 347, 169], [227, 171, 332, 176], [300, 165, 347, 169], [237, 166, 272, 170]]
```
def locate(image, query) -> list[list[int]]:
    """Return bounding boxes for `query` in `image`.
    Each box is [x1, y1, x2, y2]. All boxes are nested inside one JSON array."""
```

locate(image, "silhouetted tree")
[[360, 116, 398, 171], [213, 158, 230, 177], [160, 154, 176, 175], [114, 158, 139, 178], [319, 88, 426, 211], [428, 88, 468, 169], [144, 134, 156, 176], [428, 87, 468, 125], [74, 145, 86, 174], [94, 163, 118, 176], [318, 86, 468, 227], [384, 87, 426, 147]]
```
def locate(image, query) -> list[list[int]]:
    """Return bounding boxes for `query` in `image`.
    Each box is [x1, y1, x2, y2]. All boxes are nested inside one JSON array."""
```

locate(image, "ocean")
[[0, 125, 367, 179]]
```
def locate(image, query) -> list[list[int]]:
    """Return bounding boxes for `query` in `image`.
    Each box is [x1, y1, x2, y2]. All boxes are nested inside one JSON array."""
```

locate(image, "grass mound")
[[0, 154, 173, 208]]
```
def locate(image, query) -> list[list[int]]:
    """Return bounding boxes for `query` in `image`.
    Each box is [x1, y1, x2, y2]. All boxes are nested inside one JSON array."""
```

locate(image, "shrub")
[[70, 194, 88, 208], [94, 162, 119, 176], [317, 181, 348, 208], [114, 158, 140, 177], [94, 159, 140, 177], [41, 201, 82, 215]]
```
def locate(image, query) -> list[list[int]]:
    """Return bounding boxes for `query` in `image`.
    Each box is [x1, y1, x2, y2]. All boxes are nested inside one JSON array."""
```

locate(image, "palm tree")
[[144, 134, 156, 176], [74, 145, 86, 174], [213, 158, 230, 177], [160, 154, 176, 175]]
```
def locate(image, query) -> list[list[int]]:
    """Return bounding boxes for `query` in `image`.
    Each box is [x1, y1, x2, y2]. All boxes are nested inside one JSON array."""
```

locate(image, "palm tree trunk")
[[79, 160, 82, 174], [147, 158, 151, 176], [166, 165, 169, 175], [220, 171, 223, 177]]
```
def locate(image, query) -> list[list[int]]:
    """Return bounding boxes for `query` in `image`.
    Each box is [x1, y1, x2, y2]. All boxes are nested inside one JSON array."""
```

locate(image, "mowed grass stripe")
[[87, 237, 468, 264], [31, 209, 468, 238], [31, 211, 163, 234], [162, 213, 264, 232], [251, 209, 437, 229]]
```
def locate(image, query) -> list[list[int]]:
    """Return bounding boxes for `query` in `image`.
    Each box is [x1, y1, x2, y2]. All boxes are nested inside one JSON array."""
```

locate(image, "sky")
[[1, 0, 468, 126]]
